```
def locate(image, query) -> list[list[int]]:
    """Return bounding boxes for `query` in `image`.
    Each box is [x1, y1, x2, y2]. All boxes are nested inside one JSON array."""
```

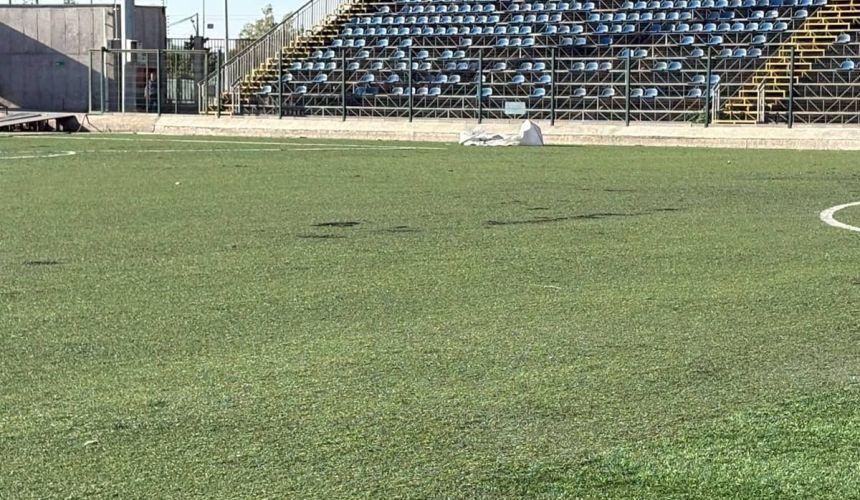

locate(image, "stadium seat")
[[839, 60, 855, 71], [599, 87, 616, 97], [530, 88, 547, 98], [836, 33, 851, 44]]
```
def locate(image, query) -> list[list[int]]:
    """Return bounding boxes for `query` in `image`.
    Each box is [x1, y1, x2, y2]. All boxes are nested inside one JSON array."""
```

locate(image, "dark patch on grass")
[[654, 207, 683, 212], [527, 207, 549, 211], [379, 226, 420, 234], [603, 188, 637, 193], [297, 234, 346, 239], [852, 279, 860, 286], [487, 213, 639, 226], [312, 221, 360, 228], [24, 260, 60, 266]]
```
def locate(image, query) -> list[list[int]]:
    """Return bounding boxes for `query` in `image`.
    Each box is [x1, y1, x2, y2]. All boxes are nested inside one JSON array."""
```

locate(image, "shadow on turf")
[[486, 208, 682, 227], [24, 260, 61, 266]]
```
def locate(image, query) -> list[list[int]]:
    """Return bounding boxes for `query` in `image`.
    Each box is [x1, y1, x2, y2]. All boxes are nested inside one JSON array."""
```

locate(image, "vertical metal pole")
[[704, 49, 712, 128], [551, 47, 557, 126], [624, 51, 631, 126], [341, 50, 347, 121], [279, 50, 284, 119], [216, 51, 222, 118], [408, 49, 413, 122], [788, 46, 795, 129], [156, 50, 162, 116], [224, 0, 229, 57], [477, 51, 483, 124], [88, 50, 93, 113], [101, 48, 107, 113]]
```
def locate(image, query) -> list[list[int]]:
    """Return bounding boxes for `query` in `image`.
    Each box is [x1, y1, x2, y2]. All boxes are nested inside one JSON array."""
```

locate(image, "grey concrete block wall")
[[0, 5, 166, 112]]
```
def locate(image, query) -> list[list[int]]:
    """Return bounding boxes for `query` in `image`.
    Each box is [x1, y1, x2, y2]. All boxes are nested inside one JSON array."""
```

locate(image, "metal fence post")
[[278, 50, 284, 119], [477, 51, 483, 124], [88, 50, 93, 113], [101, 48, 107, 113], [156, 50, 162, 116], [704, 49, 712, 128], [788, 46, 795, 129], [342, 50, 347, 121], [408, 49, 413, 122], [551, 47, 557, 126], [216, 51, 222, 118], [624, 51, 631, 126]]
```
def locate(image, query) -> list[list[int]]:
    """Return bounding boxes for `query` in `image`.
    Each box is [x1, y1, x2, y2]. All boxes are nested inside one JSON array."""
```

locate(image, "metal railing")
[[204, 0, 355, 111]]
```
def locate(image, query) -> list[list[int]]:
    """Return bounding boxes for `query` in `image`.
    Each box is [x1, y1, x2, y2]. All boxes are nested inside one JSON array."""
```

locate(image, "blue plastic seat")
[[599, 87, 616, 97], [668, 60, 683, 71], [530, 87, 546, 98], [545, 25, 558, 34], [575, 37, 587, 46], [686, 88, 703, 98], [680, 35, 694, 45], [537, 13, 550, 22], [538, 74, 552, 84], [460, 37, 473, 47], [667, 11, 679, 20], [708, 35, 723, 45], [598, 61, 613, 71], [751, 34, 766, 44], [359, 73, 375, 83], [733, 48, 747, 57], [572, 61, 586, 71], [630, 88, 644, 98], [493, 62, 507, 71], [836, 33, 851, 44], [496, 36, 510, 46], [295, 85, 307, 95], [653, 61, 669, 71], [415, 87, 428, 96], [481, 87, 493, 98], [571, 24, 584, 34], [433, 74, 448, 85], [511, 74, 526, 84], [428, 87, 442, 97], [449, 75, 462, 84], [748, 48, 762, 57], [718, 48, 732, 57], [444, 61, 457, 72], [774, 22, 788, 31], [510, 37, 523, 47], [302, 62, 314, 70], [794, 9, 808, 18], [386, 74, 400, 84], [709, 74, 721, 85], [731, 22, 744, 32], [677, 23, 690, 32], [840, 60, 856, 71], [585, 61, 599, 71], [522, 37, 536, 47], [690, 23, 703, 31], [376, 38, 389, 48], [689, 74, 706, 84], [369, 61, 383, 71], [560, 37, 575, 46], [456, 62, 470, 71], [573, 87, 587, 97], [520, 62, 534, 72]]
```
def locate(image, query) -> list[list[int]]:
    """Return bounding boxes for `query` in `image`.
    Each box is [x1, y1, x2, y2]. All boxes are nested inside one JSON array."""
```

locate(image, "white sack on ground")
[[459, 120, 544, 146]]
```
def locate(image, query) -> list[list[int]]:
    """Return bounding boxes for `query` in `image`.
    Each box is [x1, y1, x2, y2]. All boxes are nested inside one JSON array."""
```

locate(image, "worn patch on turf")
[[0, 151, 76, 160], [820, 201, 860, 233], [312, 221, 360, 228], [24, 260, 61, 266], [486, 212, 640, 226], [297, 234, 346, 239]]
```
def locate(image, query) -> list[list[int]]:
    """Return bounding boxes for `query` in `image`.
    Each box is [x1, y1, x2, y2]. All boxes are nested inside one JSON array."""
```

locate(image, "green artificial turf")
[[1, 135, 858, 498]]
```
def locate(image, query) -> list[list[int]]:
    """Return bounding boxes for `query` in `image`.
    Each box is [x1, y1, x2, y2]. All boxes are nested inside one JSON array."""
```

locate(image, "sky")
[[162, 0, 303, 39]]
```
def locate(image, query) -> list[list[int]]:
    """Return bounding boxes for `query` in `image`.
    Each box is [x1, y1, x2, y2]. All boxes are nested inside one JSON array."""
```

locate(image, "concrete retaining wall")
[[80, 113, 860, 150], [0, 5, 165, 112]]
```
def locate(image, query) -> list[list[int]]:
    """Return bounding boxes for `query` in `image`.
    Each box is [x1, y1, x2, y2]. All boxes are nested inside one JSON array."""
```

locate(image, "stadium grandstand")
[[210, 0, 860, 124]]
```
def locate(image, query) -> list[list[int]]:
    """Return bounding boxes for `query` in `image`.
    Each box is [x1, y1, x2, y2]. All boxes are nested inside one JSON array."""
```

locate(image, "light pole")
[[224, 0, 229, 55]]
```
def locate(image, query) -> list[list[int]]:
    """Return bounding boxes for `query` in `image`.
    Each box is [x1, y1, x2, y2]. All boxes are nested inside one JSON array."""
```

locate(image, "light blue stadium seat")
[[537, 13, 550, 22], [416, 49, 429, 60], [718, 48, 732, 57], [668, 60, 683, 71], [510, 37, 523, 47], [390, 86, 404, 96], [302, 62, 314, 70], [522, 37, 536, 47], [709, 74, 721, 85], [493, 61, 507, 71], [460, 37, 473, 47], [690, 74, 706, 84], [453, 50, 465, 58], [653, 61, 669, 71], [537, 74, 552, 84], [428, 86, 442, 96], [573, 87, 587, 97], [708, 35, 723, 45], [530, 87, 547, 98], [794, 9, 808, 18], [774, 21, 788, 31], [731, 22, 744, 32], [418, 62, 431, 71], [680, 35, 694, 45], [751, 34, 766, 44], [386, 74, 400, 84], [511, 74, 526, 84], [521, 26, 534, 35], [748, 48, 762, 57], [433, 74, 448, 85], [575, 37, 587, 46], [560, 37, 575, 46], [733, 48, 747, 57], [545, 25, 558, 34], [415, 87, 429, 96], [444, 62, 458, 72], [449, 75, 461, 84], [497, 37, 510, 47], [571, 24, 584, 34], [836, 33, 851, 44], [599, 87, 616, 97], [289, 62, 302, 71], [599, 61, 613, 71], [839, 60, 855, 71], [370, 61, 383, 71], [630, 88, 644, 98], [686, 88, 703, 98], [572, 61, 586, 71], [677, 23, 690, 32], [585, 61, 599, 71], [457, 62, 470, 71], [295, 85, 308, 95]]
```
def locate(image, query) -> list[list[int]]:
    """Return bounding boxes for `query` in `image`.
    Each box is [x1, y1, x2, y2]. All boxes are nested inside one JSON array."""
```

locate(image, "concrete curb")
[[80, 113, 860, 150]]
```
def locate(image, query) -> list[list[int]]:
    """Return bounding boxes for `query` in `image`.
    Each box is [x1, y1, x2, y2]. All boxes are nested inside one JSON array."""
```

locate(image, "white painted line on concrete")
[[820, 201, 860, 233], [0, 151, 77, 160]]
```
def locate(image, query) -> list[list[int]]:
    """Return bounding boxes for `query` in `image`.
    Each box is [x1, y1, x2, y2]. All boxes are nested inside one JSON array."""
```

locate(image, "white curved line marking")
[[820, 201, 860, 233], [0, 151, 77, 160]]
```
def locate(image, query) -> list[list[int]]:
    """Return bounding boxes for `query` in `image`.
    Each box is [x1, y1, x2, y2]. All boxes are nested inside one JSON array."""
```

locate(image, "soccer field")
[[2, 135, 859, 498]]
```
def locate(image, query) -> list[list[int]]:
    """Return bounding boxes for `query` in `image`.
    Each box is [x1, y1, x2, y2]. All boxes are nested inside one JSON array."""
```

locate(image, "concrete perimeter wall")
[[0, 5, 165, 112], [79, 114, 860, 150]]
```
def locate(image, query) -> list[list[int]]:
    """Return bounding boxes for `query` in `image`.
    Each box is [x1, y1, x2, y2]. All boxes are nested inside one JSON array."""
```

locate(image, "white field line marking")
[[74, 146, 433, 153], [18, 135, 446, 150], [0, 151, 77, 160], [820, 201, 860, 233]]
